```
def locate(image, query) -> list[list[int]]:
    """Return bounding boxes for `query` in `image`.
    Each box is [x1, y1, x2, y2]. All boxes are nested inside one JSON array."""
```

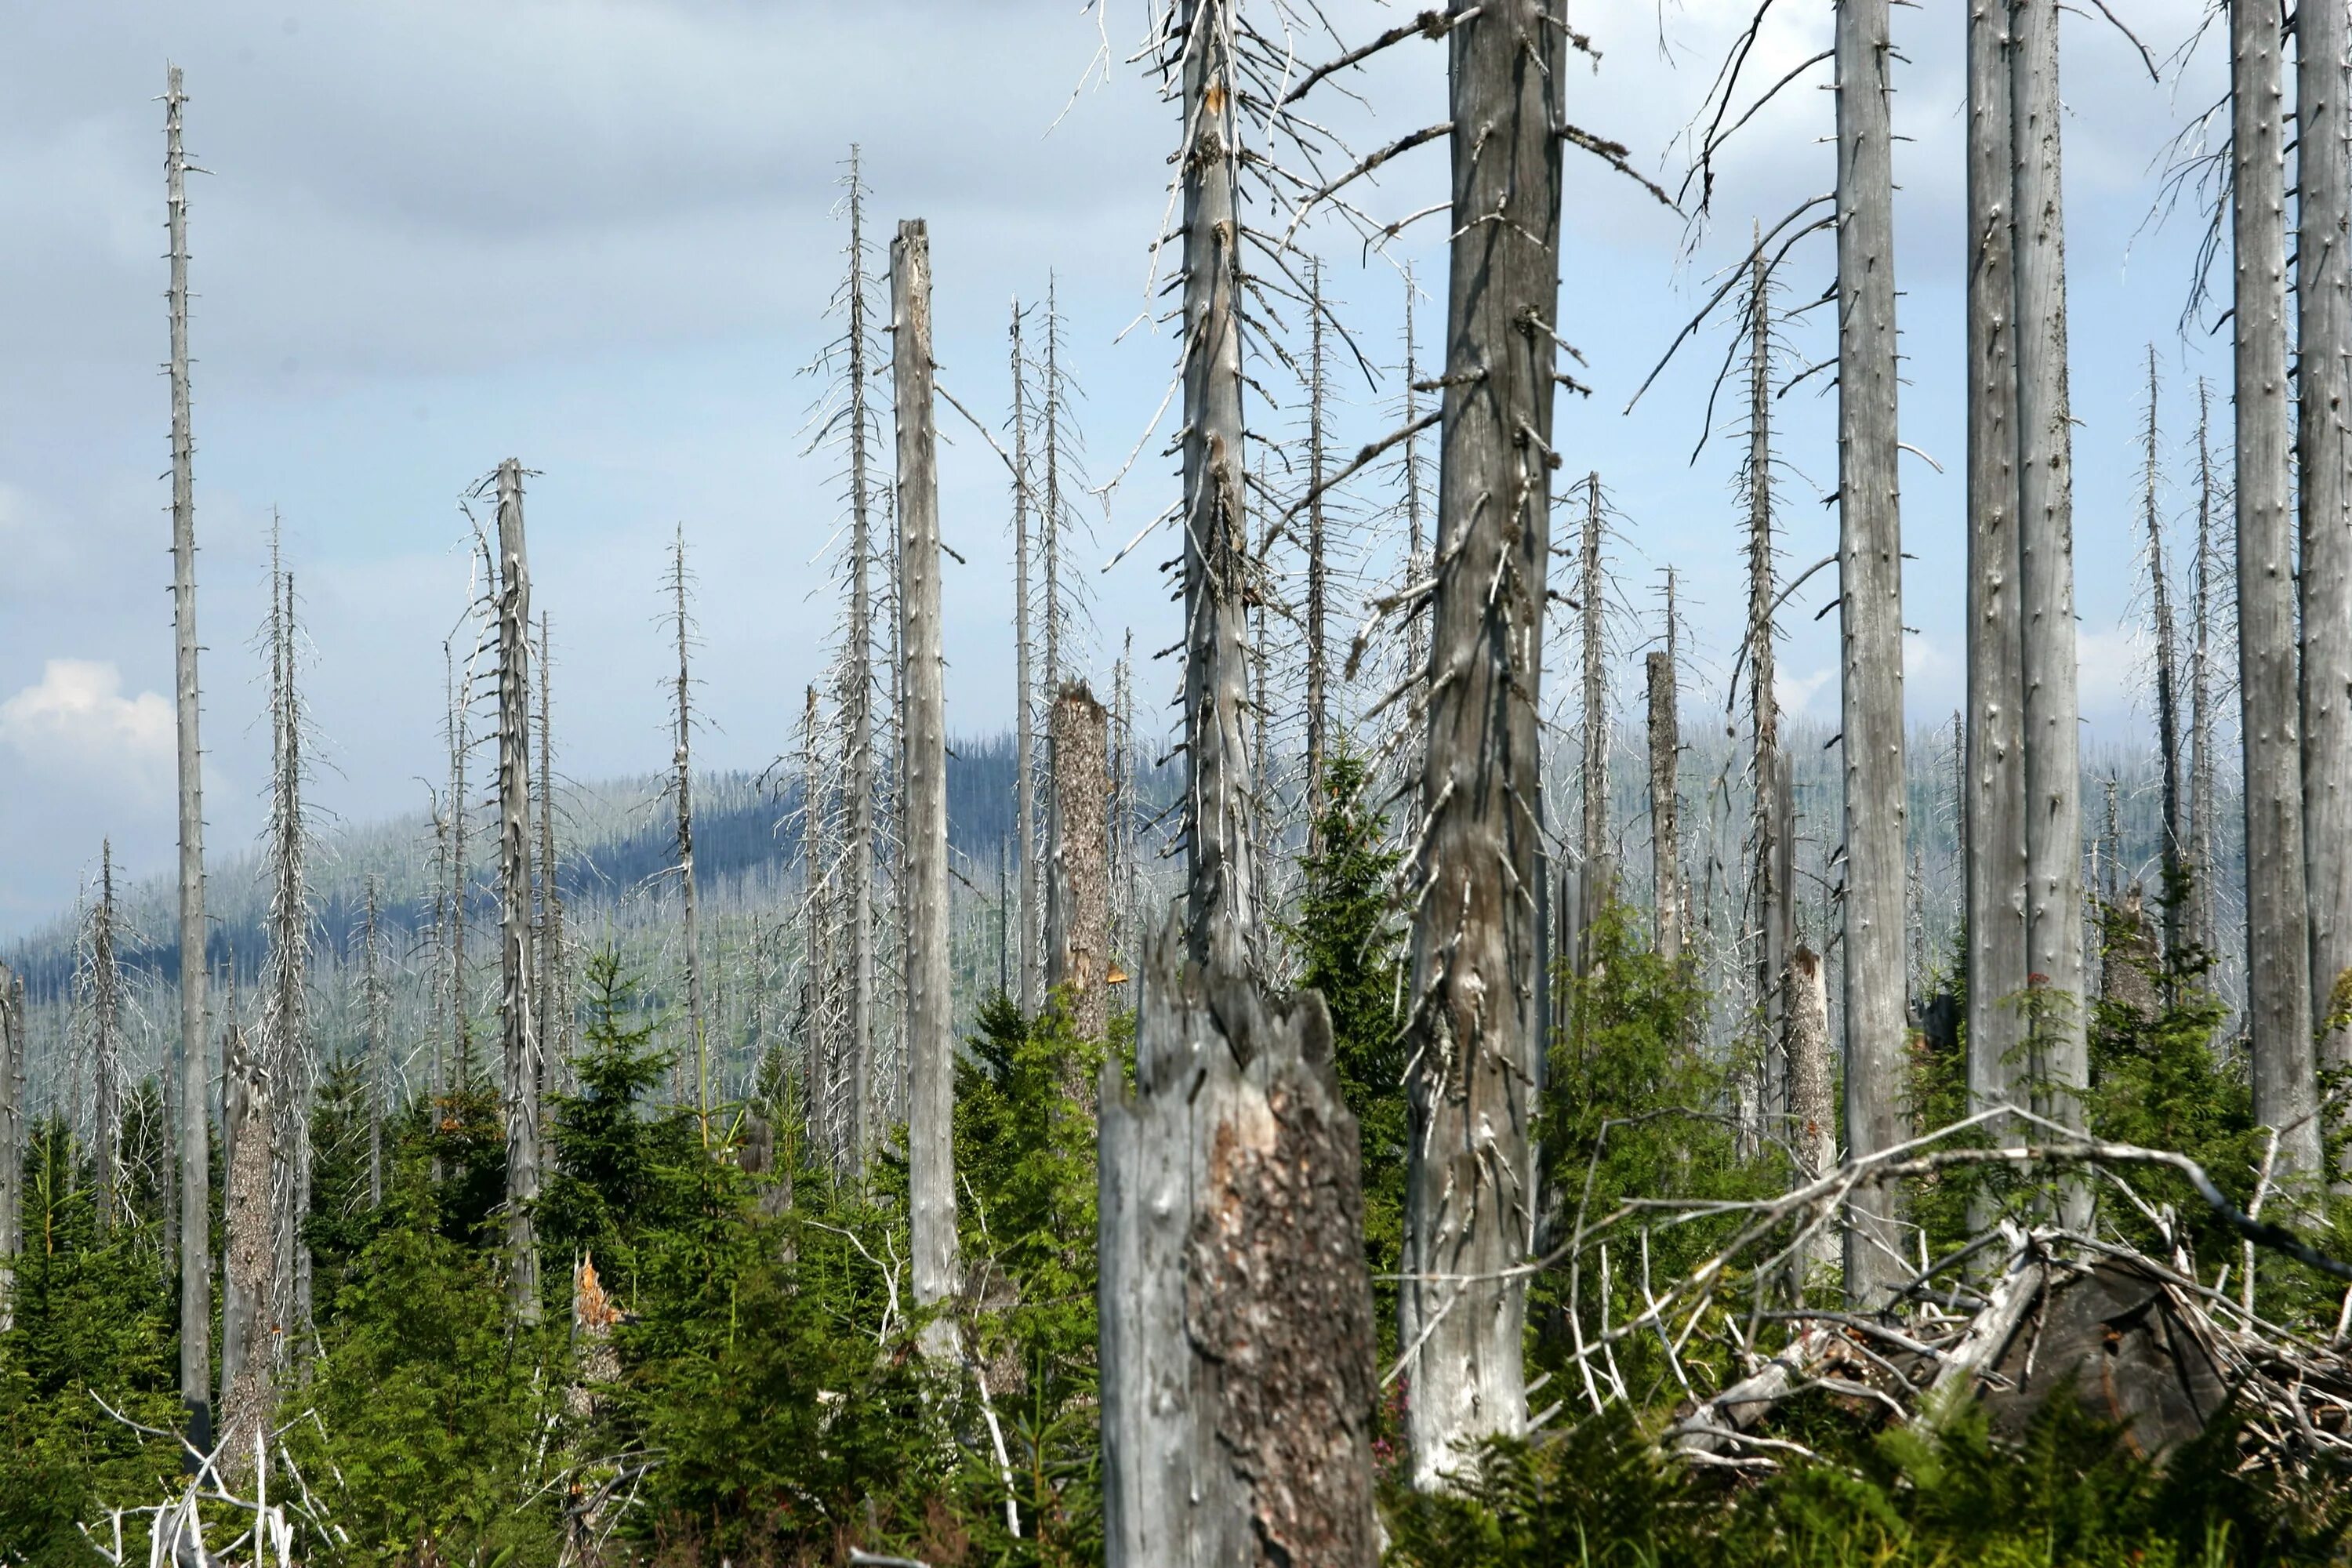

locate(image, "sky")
[[0, 0, 2246, 935]]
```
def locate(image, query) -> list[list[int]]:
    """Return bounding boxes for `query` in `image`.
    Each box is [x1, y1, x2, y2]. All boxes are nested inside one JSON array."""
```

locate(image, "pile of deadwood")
[[1552, 1110, 2352, 1479]]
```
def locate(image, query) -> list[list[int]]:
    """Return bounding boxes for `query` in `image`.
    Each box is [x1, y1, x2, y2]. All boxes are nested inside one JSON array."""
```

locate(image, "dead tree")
[[2233, 0, 2322, 1171], [1011, 301, 1041, 1015], [361, 879, 387, 1210], [1742, 239, 1791, 1128], [165, 64, 214, 1452], [1964, 0, 2028, 1160], [2303, 0, 2352, 1073], [1648, 579, 1682, 964], [1578, 473, 1611, 920], [260, 555, 314, 1352], [1836, 0, 1911, 1299], [1043, 279, 1066, 700], [494, 460, 541, 1322], [216, 1026, 272, 1485], [1784, 943, 1834, 1283], [2190, 380, 2221, 961], [1305, 255, 1331, 811], [2142, 351, 2185, 964], [93, 840, 122, 1230], [1392, 0, 1575, 1488], [0, 964, 21, 1331], [535, 613, 567, 1083], [445, 637, 471, 1097], [666, 529, 708, 1122], [891, 219, 958, 1356], [1048, 682, 1112, 1053], [1097, 2, 1377, 1557]]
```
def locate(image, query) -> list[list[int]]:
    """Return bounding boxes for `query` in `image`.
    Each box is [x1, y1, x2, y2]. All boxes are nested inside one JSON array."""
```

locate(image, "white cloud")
[[0, 658, 174, 797]]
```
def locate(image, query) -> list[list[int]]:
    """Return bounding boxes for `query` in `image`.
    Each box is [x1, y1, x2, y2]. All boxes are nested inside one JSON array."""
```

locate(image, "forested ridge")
[[12, 1, 2352, 1565]]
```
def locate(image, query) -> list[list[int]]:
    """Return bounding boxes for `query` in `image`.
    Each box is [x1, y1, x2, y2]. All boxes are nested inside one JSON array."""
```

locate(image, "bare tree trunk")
[[448, 642, 470, 1095], [1784, 944, 1835, 1286], [1044, 278, 1065, 702], [1579, 472, 1610, 913], [217, 1026, 271, 1484], [2234, 0, 2323, 1173], [263, 554, 314, 1359], [1099, 5, 1376, 1555], [1744, 238, 1789, 1119], [1049, 683, 1112, 1053], [1398, 0, 1563, 1487], [1176, 1, 1258, 967], [495, 459, 542, 1323], [165, 65, 214, 1455], [1011, 302, 1042, 1017], [0, 965, 21, 1331], [668, 530, 708, 1127], [1306, 256, 1330, 815], [1835, 0, 1910, 1301], [535, 613, 566, 1088], [362, 879, 386, 1210], [2190, 382, 2221, 961], [1099, 926, 1378, 1563], [2303, 0, 2352, 1072], [1647, 631, 1682, 962], [892, 219, 959, 1358], [93, 840, 121, 1230], [2143, 350, 2185, 967], [844, 154, 879, 1169]]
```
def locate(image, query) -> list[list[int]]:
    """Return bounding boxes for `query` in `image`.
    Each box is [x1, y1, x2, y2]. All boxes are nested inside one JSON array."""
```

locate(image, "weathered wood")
[[93, 840, 122, 1230], [1177, 0, 1261, 969], [892, 220, 959, 1357], [2233, 0, 2323, 1172], [2142, 354, 2184, 974], [1785, 944, 1835, 1287], [1578, 472, 1610, 919], [0, 965, 21, 1331], [362, 880, 387, 1210], [1835, 0, 1910, 1301], [495, 460, 542, 1323], [667, 530, 706, 1121], [1744, 241, 1788, 1108], [2303, 0, 2352, 1077], [1047, 682, 1112, 1055], [2189, 381, 2221, 962], [1646, 642, 1682, 964], [1306, 256, 1331, 811], [1400, 0, 1562, 1485], [217, 1027, 273, 1485], [263, 557, 314, 1352], [1011, 302, 1041, 1017], [843, 154, 879, 1167], [535, 613, 566, 1087], [2011, 0, 2088, 1229], [165, 64, 214, 1454], [1099, 921, 1379, 1565]]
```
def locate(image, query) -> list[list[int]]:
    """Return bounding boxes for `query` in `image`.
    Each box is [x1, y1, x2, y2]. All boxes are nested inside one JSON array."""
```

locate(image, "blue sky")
[[0, 0, 2243, 932]]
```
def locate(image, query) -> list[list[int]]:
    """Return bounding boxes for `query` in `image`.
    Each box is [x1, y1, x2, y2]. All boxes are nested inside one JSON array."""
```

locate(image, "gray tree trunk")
[[1744, 241, 1788, 1118], [217, 1027, 272, 1483], [1098, 5, 1377, 1555], [0, 965, 21, 1331], [263, 558, 314, 1356], [1835, 0, 1910, 1301], [2143, 351, 2185, 967], [1306, 256, 1330, 812], [495, 459, 542, 1323], [1048, 682, 1112, 1054], [1785, 943, 1835, 1287], [94, 840, 121, 1230], [1399, 0, 1563, 1486], [844, 158, 878, 1167], [536, 612, 566, 1087], [1578, 472, 1610, 916], [165, 64, 214, 1454], [363, 879, 386, 1210], [2013, 0, 2085, 1166], [669, 530, 707, 1122], [2190, 380, 2221, 960], [1011, 302, 1041, 1016], [1099, 924, 1378, 1563], [892, 219, 959, 1358], [1177, 0, 1259, 966], [2302, 0, 2352, 1069], [1647, 639, 1682, 964], [2234, 0, 2323, 1172]]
